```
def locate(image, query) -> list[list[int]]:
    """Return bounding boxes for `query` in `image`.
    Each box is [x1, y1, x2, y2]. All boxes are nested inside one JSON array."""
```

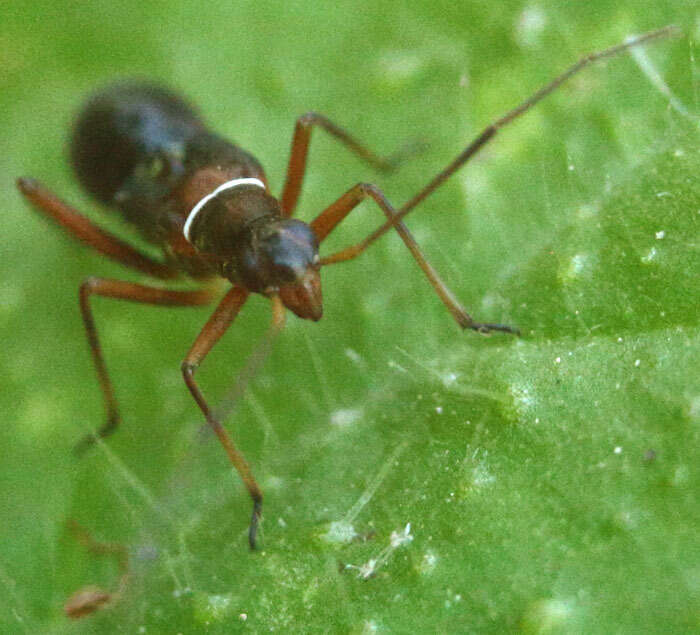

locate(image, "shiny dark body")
[[72, 84, 263, 245]]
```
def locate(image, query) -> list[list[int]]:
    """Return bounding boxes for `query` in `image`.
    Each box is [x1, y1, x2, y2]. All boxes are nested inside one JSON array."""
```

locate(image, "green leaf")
[[2, 2, 697, 633]]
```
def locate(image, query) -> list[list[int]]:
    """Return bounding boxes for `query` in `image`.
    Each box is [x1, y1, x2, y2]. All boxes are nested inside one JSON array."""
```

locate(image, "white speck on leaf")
[[515, 5, 547, 47], [331, 408, 363, 428], [321, 520, 357, 545], [418, 551, 438, 574], [641, 247, 658, 263], [346, 523, 414, 579]]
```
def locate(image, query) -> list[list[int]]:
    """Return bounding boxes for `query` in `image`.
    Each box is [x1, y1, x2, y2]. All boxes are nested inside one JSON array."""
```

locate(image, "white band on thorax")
[[183, 177, 266, 243]]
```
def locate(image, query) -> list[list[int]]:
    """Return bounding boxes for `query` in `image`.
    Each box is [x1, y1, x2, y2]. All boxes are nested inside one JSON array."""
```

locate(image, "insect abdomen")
[[71, 83, 203, 205]]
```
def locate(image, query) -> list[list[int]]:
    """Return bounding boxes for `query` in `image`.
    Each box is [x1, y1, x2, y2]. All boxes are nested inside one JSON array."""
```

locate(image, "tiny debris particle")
[[359, 559, 378, 579], [563, 253, 588, 279], [655, 230, 666, 239], [239, 613, 248, 621], [442, 372, 458, 387], [634, 359, 641, 367], [206, 594, 232, 619], [614, 446, 623, 455], [345, 523, 414, 579], [344, 348, 362, 364], [390, 523, 414, 548], [418, 551, 438, 574], [320, 520, 357, 544], [641, 247, 657, 263], [435, 406, 443, 414], [555, 357, 561, 364]]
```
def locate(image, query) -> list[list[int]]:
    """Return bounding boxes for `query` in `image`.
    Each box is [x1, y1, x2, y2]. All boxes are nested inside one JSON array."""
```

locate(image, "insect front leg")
[[181, 289, 286, 549], [307, 26, 679, 335], [76, 279, 214, 453], [311, 182, 517, 334]]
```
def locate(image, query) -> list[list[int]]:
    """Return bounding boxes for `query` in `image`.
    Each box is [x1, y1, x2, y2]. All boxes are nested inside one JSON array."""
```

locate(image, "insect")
[[18, 26, 676, 549]]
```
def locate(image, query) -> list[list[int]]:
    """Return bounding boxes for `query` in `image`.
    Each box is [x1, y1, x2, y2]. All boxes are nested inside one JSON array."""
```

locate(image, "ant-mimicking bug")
[[18, 26, 677, 549]]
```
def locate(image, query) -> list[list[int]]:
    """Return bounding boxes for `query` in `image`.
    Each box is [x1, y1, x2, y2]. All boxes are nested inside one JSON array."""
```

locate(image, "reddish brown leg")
[[280, 112, 421, 216], [182, 290, 286, 549], [17, 177, 179, 280], [311, 183, 517, 334], [76, 278, 214, 453]]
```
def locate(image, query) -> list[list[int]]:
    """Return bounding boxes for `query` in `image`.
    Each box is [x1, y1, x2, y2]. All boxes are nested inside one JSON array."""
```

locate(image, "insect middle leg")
[[311, 183, 517, 334], [280, 112, 423, 216], [76, 279, 214, 453], [181, 289, 286, 549]]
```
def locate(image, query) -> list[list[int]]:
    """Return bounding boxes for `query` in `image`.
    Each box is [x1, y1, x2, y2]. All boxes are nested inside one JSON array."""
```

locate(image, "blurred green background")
[[1, 1, 698, 632]]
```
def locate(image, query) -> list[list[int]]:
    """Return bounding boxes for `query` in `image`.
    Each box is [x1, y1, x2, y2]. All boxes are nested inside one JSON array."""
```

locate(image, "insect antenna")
[[350, 25, 681, 251]]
